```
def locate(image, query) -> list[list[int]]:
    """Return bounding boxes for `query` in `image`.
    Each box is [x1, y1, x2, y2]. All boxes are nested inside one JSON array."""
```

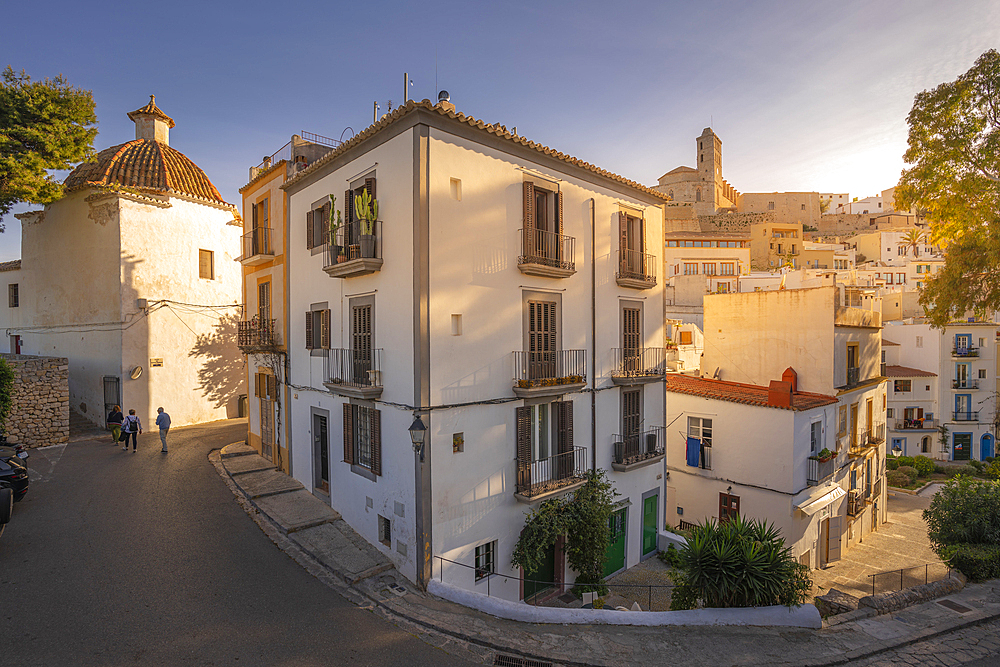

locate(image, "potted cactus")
[[354, 190, 379, 259], [327, 194, 343, 261]]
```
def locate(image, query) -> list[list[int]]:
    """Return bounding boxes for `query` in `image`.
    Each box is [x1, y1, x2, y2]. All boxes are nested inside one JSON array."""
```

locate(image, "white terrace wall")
[[1, 354, 69, 447]]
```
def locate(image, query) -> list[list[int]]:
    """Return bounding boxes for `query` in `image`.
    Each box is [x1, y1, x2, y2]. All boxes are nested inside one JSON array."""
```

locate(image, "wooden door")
[[828, 516, 842, 562], [719, 492, 740, 522], [603, 508, 627, 577]]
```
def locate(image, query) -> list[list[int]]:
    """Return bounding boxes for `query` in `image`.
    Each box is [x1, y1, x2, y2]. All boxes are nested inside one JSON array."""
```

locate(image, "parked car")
[[0, 487, 12, 540], [0, 456, 28, 502]]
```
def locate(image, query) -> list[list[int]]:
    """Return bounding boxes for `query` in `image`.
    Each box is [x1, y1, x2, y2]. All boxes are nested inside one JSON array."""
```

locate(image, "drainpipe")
[[590, 198, 597, 473]]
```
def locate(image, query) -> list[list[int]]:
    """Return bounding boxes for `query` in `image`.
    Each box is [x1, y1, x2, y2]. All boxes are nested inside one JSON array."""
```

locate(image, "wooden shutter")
[[623, 307, 640, 351], [345, 190, 355, 245], [618, 211, 629, 252], [319, 202, 331, 246], [516, 406, 531, 490], [321, 309, 331, 349], [266, 374, 277, 400], [343, 404, 354, 464], [555, 190, 563, 236], [557, 400, 574, 455], [371, 408, 382, 476], [364, 177, 376, 201], [260, 198, 268, 228], [523, 181, 535, 232], [252, 202, 258, 230], [253, 372, 261, 398], [306, 210, 315, 250], [305, 311, 314, 350]]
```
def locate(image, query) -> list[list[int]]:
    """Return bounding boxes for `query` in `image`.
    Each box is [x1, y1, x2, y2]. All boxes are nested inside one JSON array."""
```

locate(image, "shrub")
[[923, 476, 1000, 551], [669, 515, 811, 610], [955, 464, 979, 477], [657, 543, 683, 568], [968, 459, 985, 472], [984, 461, 1000, 480], [941, 543, 1000, 582], [897, 466, 919, 483], [896, 455, 916, 468], [886, 470, 912, 487], [935, 465, 948, 475], [886, 458, 900, 471], [986, 456, 995, 463], [912, 456, 936, 477]]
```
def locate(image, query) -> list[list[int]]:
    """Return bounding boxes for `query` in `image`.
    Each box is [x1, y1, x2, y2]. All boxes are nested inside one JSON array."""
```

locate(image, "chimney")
[[127, 95, 175, 146], [768, 380, 793, 408], [781, 367, 798, 393]]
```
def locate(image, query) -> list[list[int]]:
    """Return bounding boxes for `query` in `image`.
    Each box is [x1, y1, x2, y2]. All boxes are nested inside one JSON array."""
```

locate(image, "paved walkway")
[[811, 490, 947, 599], [216, 443, 1000, 667]]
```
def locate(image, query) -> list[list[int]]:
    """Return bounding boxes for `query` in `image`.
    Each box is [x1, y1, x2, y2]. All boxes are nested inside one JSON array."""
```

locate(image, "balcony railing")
[[847, 489, 865, 517], [324, 348, 383, 390], [612, 427, 665, 469], [323, 220, 383, 278], [952, 346, 979, 358], [516, 446, 588, 499], [895, 418, 937, 431], [846, 366, 860, 387], [241, 227, 273, 260], [880, 362, 886, 377], [518, 228, 575, 276], [849, 424, 885, 456], [952, 379, 980, 389], [512, 350, 587, 388], [611, 347, 666, 381], [616, 249, 657, 289], [237, 318, 276, 351], [807, 454, 837, 486], [952, 411, 980, 422]]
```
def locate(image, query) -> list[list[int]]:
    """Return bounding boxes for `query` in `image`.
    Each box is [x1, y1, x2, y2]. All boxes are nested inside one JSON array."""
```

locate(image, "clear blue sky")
[[2, 0, 998, 261]]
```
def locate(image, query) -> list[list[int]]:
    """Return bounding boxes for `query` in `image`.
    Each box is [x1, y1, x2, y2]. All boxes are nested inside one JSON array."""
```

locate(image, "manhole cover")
[[937, 599, 972, 613], [557, 592, 577, 604]]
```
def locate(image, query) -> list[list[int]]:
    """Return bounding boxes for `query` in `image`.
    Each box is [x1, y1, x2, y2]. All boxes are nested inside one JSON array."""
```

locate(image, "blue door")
[[981, 433, 994, 460]]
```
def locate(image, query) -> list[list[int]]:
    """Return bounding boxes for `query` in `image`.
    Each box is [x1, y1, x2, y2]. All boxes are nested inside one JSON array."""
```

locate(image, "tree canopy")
[[0, 67, 98, 225], [897, 50, 1000, 326]]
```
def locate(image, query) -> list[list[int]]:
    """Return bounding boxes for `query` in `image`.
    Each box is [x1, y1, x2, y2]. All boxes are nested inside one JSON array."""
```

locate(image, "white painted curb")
[[427, 579, 822, 628]]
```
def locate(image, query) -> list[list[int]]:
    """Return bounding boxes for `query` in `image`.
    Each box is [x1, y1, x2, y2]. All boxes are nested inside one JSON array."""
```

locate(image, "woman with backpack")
[[121, 409, 142, 452]]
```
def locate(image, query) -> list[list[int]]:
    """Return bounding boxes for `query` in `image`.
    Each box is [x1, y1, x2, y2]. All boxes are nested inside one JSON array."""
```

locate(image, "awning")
[[795, 486, 846, 516]]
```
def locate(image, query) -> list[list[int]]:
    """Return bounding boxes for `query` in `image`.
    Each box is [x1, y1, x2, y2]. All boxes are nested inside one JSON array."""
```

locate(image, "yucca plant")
[[670, 515, 811, 609]]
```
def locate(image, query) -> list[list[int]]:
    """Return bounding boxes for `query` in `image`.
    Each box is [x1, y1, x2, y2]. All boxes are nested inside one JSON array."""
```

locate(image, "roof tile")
[[664, 374, 839, 411]]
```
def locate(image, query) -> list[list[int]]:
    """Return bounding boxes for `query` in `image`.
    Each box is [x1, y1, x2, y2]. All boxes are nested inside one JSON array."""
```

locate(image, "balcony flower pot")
[[360, 234, 376, 258], [817, 447, 835, 462]]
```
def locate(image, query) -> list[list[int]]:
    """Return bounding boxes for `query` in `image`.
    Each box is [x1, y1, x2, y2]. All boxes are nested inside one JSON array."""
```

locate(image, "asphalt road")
[[0, 420, 474, 667]]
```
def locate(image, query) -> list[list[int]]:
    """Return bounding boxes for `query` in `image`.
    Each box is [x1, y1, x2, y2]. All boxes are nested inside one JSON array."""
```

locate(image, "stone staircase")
[[68, 408, 109, 442]]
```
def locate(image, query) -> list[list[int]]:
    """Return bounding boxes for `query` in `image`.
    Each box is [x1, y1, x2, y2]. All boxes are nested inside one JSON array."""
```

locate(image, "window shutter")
[[345, 190, 355, 245], [557, 400, 574, 454], [267, 374, 277, 400], [523, 181, 535, 232], [618, 211, 629, 252], [555, 190, 563, 235], [260, 198, 268, 227], [252, 202, 258, 229], [321, 309, 331, 349], [253, 373, 261, 398], [306, 210, 315, 250], [365, 177, 376, 202], [343, 404, 354, 464], [305, 311, 314, 350], [320, 202, 330, 246], [515, 406, 531, 489], [371, 408, 382, 476]]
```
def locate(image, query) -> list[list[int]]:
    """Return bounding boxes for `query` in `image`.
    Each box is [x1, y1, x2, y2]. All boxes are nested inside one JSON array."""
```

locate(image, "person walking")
[[155, 407, 171, 453], [121, 409, 142, 452], [107, 405, 123, 444]]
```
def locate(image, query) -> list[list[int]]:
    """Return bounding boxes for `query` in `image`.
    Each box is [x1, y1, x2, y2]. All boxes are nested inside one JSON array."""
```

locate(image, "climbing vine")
[[511, 470, 619, 587], [0, 357, 15, 434]]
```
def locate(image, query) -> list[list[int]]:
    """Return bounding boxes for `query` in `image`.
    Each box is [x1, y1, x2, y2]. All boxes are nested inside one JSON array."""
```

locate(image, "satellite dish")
[[130, 366, 143, 380]]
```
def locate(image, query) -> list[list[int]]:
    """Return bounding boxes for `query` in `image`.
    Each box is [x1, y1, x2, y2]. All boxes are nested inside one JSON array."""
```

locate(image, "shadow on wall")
[[188, 312, 246, 417]]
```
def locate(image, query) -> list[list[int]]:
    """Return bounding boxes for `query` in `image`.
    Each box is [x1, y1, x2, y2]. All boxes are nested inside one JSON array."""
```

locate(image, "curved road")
[[1, 420, 475, 666]]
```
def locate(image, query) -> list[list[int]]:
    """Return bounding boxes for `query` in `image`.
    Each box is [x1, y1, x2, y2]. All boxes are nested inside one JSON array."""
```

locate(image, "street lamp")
[[409, 414, 426, 461]]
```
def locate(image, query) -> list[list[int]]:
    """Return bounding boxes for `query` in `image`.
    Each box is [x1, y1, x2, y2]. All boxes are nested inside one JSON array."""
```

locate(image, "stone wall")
[[0, 354, 69, 447], [698, 211, 774, 232]]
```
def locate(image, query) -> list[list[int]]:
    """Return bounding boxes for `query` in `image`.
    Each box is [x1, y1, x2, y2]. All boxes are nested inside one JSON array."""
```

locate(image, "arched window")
[[921, 436, 930, 453], [696, 188, 702, 202]]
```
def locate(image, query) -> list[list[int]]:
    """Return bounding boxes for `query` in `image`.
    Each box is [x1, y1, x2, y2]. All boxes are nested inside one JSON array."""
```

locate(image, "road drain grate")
[[494, 654, 553, 667], [937, 599, 972, 613]]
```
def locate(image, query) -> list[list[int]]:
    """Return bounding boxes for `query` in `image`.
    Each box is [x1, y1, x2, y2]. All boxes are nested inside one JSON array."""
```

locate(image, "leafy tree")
[[0, 67, 98, 223], [896, 50, 1000, 326], [669, 515, 812, 609], [923, 476, 1000, 549]]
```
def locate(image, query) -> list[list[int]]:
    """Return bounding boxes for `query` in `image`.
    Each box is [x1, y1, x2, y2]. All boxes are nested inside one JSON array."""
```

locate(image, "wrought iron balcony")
[[847, 489, 865, 517], [512, 350, 587, 398], [518, 228, 576, 278], [952, 379, 980, 389], [952, 346, 979, 358], [894, 418, 937, 431], [515, 446, 588, 501], [849, 424, 885, 456], [240, 227, 273, 265], [616, 249, 657, 289], [952, 411, 980, 422], [323, 220, 383, 278], [612, 427, 665, 471], [611, 347, 666, 385], [237, 318, 277, 352], [323, 348, 383, 399], [807, 454, 837, 486]]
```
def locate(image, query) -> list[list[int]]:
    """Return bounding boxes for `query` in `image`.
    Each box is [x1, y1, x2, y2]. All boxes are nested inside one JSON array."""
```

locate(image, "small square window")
[[8, 283, 18, 308], [475, 540, 496, 581], [453, 432, 464, 453], [378, 515, 391, 547], [887, 408, 894, 418], [979, 369, 987, 379], [199, 249, 214, 280]]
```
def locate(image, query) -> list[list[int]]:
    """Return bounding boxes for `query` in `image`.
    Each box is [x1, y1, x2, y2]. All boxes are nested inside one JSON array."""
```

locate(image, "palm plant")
[[669, 514, 812, 609], [898, 229, 926, 257]]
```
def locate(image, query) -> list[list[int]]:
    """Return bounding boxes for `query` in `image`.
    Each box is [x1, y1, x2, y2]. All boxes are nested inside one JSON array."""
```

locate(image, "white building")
[[836, 195, 883, 215], [883, 320, 998, 461], [6, 97, 244, 431], [665, 286, 888, 570], [281, 99, 669, 599], [664, 231, 750, 294], [820, 193, 849, 212]]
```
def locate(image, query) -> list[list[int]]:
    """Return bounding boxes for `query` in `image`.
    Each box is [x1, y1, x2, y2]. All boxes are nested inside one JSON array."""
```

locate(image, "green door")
[[523, 542, 555, 601], [642, 494, 658, 556], [603, 508, 627, 577], [953, 433, 972, 461]]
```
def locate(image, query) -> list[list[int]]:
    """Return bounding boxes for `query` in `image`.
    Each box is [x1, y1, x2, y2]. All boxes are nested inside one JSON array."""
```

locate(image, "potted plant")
[[816, 447, 834, 462], [327, 194, 342, 260], [354, 190, 379, 259]]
